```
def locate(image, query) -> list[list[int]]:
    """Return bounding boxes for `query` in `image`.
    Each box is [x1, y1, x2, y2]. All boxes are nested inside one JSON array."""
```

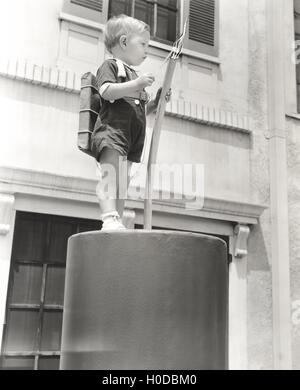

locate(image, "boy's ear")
[[119, 35, 127, 49]]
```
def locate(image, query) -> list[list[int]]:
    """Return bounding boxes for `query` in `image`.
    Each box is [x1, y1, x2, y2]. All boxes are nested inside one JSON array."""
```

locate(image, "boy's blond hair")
[[104, 14, 150, 53]]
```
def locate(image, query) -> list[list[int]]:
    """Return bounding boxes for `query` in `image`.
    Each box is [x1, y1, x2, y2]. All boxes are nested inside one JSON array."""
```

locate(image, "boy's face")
[[124, 31, 150, 66]]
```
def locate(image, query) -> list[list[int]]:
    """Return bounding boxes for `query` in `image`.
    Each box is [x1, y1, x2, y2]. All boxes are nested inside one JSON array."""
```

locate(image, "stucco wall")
[[0, 75, 251, 205], [0, 0, 63, 68], [247, 0, 273, 369], [286, 116, 300, 370]]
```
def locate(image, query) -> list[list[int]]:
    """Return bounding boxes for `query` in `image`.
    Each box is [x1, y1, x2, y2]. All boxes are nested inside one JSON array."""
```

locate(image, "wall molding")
[[0, 57, 251, 133], [0, 166, 267, 226], [233, 224, 250, 258], [59, 11, 105, 32], [286, 112, 300, 121], [0, 193, 15, 235], [0, 57, 81, 93]]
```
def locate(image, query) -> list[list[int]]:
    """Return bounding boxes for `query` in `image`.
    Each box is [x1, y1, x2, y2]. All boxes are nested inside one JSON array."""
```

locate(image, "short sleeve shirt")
[[96, 58, 138, 100], [95, 58, 146, 127]]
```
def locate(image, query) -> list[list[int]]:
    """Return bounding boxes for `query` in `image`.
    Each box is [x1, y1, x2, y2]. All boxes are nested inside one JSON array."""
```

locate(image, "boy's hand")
[[146, 88, 172, 116], [154, 87, 172, 106], [136, 73, 155, 89]]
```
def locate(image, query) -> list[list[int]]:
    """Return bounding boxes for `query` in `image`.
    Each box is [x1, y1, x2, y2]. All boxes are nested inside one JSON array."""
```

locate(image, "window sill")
[[58, 11, 221, 66], [149, 39, 221, 65], [59, 11, 104, 32], [286, 112, 300, 120]]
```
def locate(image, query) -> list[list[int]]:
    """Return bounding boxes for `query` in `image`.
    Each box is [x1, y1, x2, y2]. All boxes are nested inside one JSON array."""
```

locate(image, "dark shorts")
[[91, 97, 146, 163]]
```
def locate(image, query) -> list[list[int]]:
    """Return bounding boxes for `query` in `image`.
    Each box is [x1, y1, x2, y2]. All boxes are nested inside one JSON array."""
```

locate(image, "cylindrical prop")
[[60, 230, 228, 370]]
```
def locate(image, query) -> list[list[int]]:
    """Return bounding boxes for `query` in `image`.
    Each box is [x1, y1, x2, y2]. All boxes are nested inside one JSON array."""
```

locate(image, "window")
[[63, 0, 219, 56], [108, 0, 178, 44], [295, 0, 300, 112], [1, 212, 100, 370]]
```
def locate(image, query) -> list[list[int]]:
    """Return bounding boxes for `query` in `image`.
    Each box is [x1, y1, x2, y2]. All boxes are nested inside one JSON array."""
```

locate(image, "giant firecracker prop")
[[60, 231, 228, 370], [60, 20, 228, 370]]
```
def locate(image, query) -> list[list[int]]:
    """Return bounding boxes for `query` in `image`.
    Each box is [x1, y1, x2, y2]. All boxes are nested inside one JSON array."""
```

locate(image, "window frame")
[[107, 0, 181, 46], [0, 212, 100, 370], [294, 0, 300, 112]]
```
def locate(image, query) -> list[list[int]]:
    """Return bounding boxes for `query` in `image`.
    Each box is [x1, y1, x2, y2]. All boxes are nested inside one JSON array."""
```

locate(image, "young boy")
[[92, 14, 166, 230]]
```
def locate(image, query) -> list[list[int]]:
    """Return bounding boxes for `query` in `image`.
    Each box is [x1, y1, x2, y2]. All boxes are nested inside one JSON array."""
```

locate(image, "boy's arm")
[[102, 79, 140, 101], [102, 74, 155, 101]]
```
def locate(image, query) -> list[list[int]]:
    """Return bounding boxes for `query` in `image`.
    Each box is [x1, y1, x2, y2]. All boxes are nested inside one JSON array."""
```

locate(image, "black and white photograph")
[[0, 0, 299, 376]]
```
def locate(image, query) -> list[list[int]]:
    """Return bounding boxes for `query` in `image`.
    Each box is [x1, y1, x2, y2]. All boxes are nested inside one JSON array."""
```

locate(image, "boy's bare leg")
[[96, 147, 124, 215], [116, 161, 133, 218]]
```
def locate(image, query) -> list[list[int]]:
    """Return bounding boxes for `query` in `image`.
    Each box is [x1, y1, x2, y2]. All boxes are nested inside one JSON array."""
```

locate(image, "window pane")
[[5, 310, 39, 352], [295, 0, 300, 16], [157, 4, 177, 41], [109, 0, 132, 18], [108, 0, 177, 42], [14, 218, 45, 262], [135, 0, 154, 33], [2, 356, 34, 370], [41, 311, 63, 351], [44, 266, 66, 305], [48, 221, 74, 263], [159, 0, 177, 8], [298, 84, 300, 113], [38, 356, 60, 370], [11, 264, 43, 304]]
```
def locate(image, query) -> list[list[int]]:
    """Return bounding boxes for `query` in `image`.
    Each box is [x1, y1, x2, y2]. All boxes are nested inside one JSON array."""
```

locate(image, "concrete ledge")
[[0, 166, 267, 226]]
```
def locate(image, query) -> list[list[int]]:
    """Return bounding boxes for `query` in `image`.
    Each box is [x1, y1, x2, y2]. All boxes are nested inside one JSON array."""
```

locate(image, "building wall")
[[0, 0, 63, 68], [0, 0, 253, 201]]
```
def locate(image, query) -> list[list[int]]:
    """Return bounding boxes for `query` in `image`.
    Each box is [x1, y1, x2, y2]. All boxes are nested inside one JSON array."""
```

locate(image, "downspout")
[[266, 0, 292, 369]]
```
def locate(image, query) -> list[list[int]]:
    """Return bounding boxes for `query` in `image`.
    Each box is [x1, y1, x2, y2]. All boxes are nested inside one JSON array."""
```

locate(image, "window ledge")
[[149, 40, 221, 65], [58, 12, 221, 66], [59, 11, 104, 32], [0, 166, 267, 226], [286, 112, 300, 120]]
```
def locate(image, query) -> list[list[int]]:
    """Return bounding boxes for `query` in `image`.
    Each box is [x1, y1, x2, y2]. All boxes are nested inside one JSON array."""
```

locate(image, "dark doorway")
[[0, 211, 100, 370]]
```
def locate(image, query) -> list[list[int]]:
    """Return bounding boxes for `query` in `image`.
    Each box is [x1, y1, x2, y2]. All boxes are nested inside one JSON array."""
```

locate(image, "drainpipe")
[[266, 0, 292, 369]]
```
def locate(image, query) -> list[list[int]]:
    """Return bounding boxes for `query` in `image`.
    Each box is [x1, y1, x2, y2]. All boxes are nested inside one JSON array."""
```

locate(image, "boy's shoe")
[[101, 211, 127, 231]]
